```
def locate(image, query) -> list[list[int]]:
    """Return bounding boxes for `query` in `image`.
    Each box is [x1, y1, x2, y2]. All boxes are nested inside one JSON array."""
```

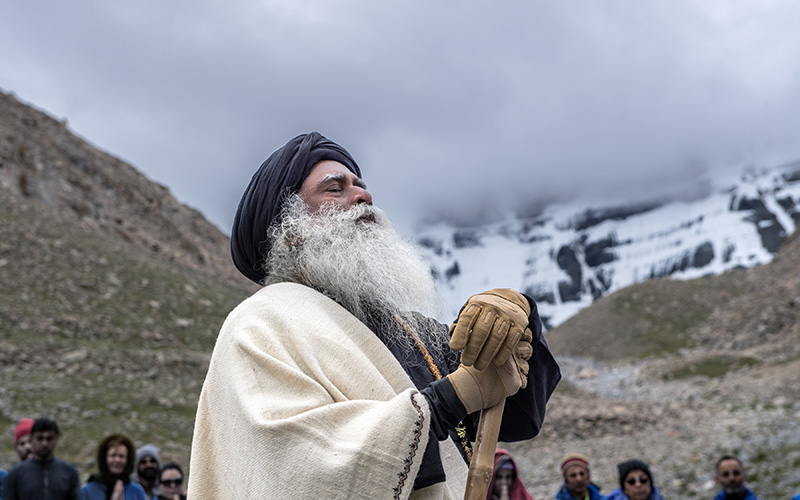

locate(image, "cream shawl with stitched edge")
[[188, 282, 468, 500]]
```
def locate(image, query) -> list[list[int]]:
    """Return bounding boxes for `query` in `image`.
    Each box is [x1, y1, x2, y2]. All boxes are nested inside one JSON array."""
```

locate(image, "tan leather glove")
[[449, 288, 531, 370], [446, 328, 533, 414]]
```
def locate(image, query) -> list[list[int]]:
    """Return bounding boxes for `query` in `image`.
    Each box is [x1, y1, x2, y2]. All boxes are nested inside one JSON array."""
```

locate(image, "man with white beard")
[[188, 132, 560, 500]]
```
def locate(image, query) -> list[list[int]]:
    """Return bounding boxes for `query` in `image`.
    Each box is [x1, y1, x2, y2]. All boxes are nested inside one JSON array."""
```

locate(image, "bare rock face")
[[0, 89, 254, 291], [420, 157, 800, 329]]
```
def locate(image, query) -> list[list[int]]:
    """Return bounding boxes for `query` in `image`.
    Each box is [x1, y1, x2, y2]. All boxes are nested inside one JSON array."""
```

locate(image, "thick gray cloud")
[[3, 0, 800, 234]]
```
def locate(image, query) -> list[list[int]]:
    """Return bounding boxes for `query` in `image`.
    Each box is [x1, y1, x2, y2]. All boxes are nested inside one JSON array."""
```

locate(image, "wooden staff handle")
[[463, 401, 505, 500]]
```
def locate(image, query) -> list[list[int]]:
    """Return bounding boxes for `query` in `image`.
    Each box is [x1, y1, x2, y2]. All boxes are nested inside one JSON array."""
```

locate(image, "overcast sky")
[[3, 1, 800, 235]]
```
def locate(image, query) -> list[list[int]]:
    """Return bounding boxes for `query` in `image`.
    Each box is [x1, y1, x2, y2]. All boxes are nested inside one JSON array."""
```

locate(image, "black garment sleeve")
[[420, 377, 468, 440], [414, 377, 468, 490]]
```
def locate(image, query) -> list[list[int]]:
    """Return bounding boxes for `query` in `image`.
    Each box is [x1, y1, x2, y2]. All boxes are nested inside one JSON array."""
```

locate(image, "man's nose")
[[351, 187, 373, 206]]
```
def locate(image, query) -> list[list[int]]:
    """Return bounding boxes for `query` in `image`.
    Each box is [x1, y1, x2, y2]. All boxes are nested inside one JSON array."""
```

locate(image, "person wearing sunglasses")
[[81, 434, 146, 500], [156, 463, 186, 500], [605, 459, 664, 500], [713, 455, 761, 500]]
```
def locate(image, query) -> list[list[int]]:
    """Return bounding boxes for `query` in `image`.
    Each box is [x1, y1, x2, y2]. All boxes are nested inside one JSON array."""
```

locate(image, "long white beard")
[[263, 196, 448, 351]]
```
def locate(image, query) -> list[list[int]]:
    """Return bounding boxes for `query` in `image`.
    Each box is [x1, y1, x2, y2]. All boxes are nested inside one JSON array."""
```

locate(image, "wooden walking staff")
[[463, 401, 505, 500]]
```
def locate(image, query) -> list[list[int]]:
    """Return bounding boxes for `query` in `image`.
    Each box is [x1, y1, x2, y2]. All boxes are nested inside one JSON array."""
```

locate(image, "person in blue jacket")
[[605, 459, 663, 500], [555, 452, 604, 500], [0, 468, 7, 500], [713, 455, 761, 500], [81, 434, 146, 500]]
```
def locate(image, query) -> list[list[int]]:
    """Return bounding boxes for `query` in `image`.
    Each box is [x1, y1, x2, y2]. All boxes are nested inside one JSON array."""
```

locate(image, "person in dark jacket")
[[555, 453, 604, 500], [3, 418, 80, 500], [81, 434, 145, 500], [713, 455, 761, 500], [605, 459, 663, 500]]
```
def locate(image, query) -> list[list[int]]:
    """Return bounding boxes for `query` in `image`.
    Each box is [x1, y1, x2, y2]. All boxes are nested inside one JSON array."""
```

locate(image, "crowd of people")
[[1, 418, 186, 500], [2, 416, 796, 500], [489, 450, 792, 500]]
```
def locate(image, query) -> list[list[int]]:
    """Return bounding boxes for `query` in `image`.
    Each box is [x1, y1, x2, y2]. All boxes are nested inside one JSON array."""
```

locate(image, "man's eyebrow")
[[318, 173, 345, 185], [317, 172, 367, 189]]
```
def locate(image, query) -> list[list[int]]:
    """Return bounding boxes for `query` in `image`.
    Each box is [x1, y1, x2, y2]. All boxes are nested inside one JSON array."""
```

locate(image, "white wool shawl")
[[188, 282, 468, 499]]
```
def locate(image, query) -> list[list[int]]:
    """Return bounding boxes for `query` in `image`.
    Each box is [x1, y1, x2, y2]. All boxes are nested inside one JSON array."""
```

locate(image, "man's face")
[[31, 430, 59, 461], [565, 464, 589, 496], [138, 455, 159, 481], [716, 459, 746, 493], [265, 194, 443, 336], [14, 433, 32, 460], [297, 160, 372, 214], [106, 444, 128, 476]]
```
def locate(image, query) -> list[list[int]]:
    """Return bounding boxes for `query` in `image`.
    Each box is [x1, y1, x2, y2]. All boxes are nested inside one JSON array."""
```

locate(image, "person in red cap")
[[555, 453, 604, 500], [1, 419, 34, 497], [13, 418, 34, 462]]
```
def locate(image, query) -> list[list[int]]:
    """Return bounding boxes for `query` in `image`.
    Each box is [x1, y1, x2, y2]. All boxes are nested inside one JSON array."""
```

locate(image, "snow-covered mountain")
[[417, 159, 800, 329]]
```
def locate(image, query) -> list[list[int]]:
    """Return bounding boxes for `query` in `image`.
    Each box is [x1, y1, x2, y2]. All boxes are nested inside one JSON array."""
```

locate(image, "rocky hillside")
[[0, 89, 253, 472], [0, 89, 255, 291], [1, 89, 798, 498]]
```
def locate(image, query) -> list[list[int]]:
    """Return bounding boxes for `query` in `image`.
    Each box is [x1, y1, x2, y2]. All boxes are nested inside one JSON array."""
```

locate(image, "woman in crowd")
[[487, 448, 535, 500], [606, 459, 664, 500], [157, 462, 187, 500], [82, 434, 146, 500]]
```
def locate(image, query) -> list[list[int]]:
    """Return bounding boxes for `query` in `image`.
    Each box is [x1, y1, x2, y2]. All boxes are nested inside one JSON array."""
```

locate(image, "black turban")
[[230, 132, 362, 284]]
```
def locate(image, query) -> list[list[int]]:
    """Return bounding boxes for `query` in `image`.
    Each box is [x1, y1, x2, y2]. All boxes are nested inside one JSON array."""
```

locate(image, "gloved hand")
[[446, 329, 533, 414], [449, 288, 531, 370]]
